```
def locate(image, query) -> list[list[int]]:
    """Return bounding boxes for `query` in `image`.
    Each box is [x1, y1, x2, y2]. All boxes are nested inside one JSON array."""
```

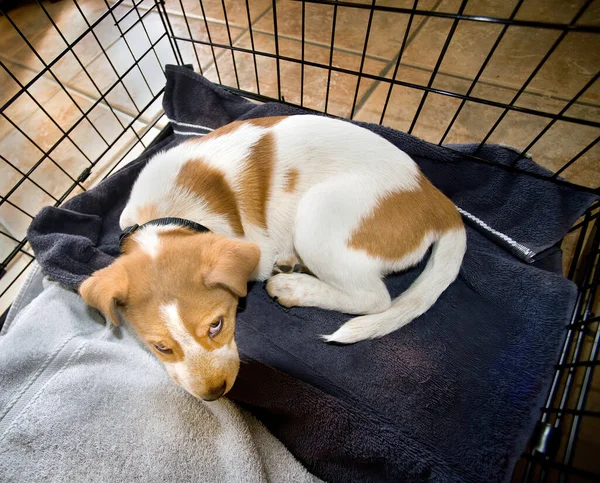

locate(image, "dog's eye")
[[209, 317, 223, 338], [154, 343, 173, 354]]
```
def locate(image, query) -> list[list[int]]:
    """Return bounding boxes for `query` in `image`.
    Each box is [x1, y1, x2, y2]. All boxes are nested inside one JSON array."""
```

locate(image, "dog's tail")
[[322, 227, 466, 344]]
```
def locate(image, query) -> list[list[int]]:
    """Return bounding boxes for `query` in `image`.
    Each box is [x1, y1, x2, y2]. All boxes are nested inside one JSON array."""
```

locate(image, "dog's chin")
[[174, 378, 234, 402]]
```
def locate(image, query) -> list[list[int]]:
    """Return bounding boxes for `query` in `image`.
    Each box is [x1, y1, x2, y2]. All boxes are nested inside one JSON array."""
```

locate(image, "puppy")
[[80, 115, 466, 400]]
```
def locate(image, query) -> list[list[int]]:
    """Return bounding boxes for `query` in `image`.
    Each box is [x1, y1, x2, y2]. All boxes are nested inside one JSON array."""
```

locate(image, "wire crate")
[[0, 0, 598, 480]]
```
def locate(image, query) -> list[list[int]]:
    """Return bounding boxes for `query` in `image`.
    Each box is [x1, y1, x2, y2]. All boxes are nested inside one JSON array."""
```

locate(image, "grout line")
[[0, 54, 152, 129], [250, 26, 393, 62], [204, 4, 274, 83], [165, 4, 273, 81], [352, 0, 443, 116], [125, 1, 250, 30]]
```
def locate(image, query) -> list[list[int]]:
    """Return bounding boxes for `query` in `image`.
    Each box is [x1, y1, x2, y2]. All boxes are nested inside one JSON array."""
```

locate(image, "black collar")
[[119, 217, 211, 251]]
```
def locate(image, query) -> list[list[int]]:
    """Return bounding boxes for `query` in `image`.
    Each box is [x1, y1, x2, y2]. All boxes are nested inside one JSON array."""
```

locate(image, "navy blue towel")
[[28, 65, 597, 482]]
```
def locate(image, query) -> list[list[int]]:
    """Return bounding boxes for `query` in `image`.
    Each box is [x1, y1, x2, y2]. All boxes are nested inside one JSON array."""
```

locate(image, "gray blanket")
[[26, 66, 598, 482], [0, 264, 319, 483]]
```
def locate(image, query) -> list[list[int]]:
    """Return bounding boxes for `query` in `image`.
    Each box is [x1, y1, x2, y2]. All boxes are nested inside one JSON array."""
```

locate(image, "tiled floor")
[[0, 0, 599, 476]]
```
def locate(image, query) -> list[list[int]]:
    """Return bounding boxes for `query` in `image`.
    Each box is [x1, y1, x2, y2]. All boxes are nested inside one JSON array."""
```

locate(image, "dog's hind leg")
[[266, 272, 390, 314], [266, 178, 392, 314]]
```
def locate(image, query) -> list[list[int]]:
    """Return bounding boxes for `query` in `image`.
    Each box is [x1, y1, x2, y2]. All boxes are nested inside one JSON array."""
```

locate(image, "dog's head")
[[80, 227, 260, 400]]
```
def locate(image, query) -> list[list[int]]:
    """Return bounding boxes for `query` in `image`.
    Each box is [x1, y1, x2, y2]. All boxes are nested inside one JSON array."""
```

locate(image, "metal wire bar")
[[271, 0, 282, 100], [293, 0, 600, 33], [541, 407, 599, 417], [34, 0, 117, 146], [379, 0, 419, 125], [245, 0, 260, 94], [1, 155, 59, 202], [0, 112, 84, 192], [300, 0, 305, 106], [0, 231, 34, 257], [555, 359, 599, 370], [0, 86, 165, 270], [562, 318, 600, 475], [128, 0, 165, 75], [0, 258, 35, 299], [177, 0, 203, 73], [522, 454, 600, 481], [438, 0, 524, 144], [475, 1, 593, 152], [103, 0, 153, 116], [1, 6, 109, 166], [172, 35, 600, 130], [522, 213, 599, 480], [101, 1, 157, 152], [0, 37, 166, 216], [408, 0, 467, 135], [516, 71, 600, 163], [101, 110, 166, 180], [349, 0, 375, 120], [551, 228, 600, 433], [196, 0, 222, 84], [323, 0, 337, 112], [221, 0, 240, 89], [554, 135, 600, 179], [0, 0, 129, 114], [568, 212, 592, 280], [0, 195, 36, 219], [155, 0, 185, 65], [44, 0, 132, 138]]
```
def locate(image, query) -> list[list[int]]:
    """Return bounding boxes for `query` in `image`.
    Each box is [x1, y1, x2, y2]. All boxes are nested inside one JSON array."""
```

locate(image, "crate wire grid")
[[0, 0, 599, 481]]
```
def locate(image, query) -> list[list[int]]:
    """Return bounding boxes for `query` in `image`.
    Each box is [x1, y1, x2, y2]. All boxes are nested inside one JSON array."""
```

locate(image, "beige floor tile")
[[579, 0, 600, 25], [514, 0, 590, 24], [0, 88, 117, 181], [203, 31, 388, 117], [0, 9, 40, 62], [355, 66, 600, 188], [1, 62, 63, 126], [526, 31, 600, 105], [66, 12, 244, 119], [0, 193, 40, 241], [167, 0, 272, 29], [400, 1, 600, 107], [253, 0, 436, 63], [5, 3, 141, 91]]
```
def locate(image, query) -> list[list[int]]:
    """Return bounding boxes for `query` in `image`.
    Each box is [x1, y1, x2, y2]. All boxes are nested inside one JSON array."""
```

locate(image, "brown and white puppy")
[[80, 115, 465, 400]]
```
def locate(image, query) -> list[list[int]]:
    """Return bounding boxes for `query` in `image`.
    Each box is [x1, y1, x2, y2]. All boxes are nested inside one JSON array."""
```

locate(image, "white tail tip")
[[321, 315, 380, 344]]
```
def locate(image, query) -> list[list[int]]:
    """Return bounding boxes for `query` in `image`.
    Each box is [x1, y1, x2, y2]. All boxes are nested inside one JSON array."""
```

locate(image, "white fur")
[[125, 115, 466, 343], [132, 225, 180, 258], [161, 302, 198, 352]]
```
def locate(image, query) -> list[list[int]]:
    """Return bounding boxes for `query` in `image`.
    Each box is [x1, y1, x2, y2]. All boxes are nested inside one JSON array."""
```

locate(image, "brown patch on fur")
[[348, 173, 463, 260], [284, 168, 299, 193], [176, 159, 245, 237], [237, 133, 274, 229], [191, 116, 287, 143], [135, 204, 160, 224], [245, 116, 286, 128]]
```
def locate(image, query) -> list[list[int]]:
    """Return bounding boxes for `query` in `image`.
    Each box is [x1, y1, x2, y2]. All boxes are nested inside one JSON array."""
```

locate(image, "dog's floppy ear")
[[79, 261, 129, 326], [203, 238, 261, 298]]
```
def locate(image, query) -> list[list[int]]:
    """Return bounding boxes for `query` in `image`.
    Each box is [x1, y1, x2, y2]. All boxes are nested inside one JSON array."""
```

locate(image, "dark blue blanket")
[[28, 65, 597, 482]]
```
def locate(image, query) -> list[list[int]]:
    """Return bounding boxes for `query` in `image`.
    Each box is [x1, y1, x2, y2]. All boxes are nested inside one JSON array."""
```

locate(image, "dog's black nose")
[[202, 382, 226, 401]]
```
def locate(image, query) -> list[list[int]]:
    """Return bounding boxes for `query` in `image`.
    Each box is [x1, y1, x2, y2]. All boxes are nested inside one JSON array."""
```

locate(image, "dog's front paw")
[[266, 273, 311, 308]]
